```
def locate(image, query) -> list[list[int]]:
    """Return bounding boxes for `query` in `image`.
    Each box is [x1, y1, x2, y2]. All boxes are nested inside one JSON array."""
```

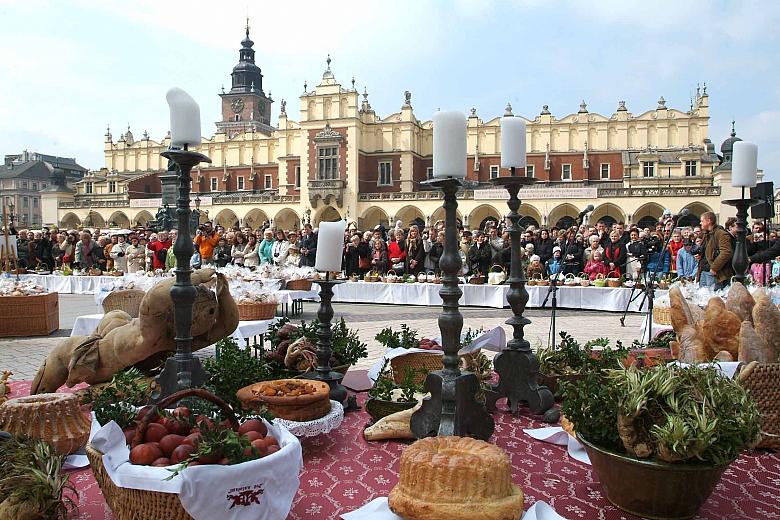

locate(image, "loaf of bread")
[[752, 294, 780, 362]]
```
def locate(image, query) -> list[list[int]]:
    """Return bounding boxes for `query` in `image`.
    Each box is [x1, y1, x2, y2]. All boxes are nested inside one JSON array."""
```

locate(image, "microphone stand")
[[541, 211, 589, 349]]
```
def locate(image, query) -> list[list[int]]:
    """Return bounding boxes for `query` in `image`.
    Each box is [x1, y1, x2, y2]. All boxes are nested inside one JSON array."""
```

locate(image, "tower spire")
[[246, 16, 250, 39]]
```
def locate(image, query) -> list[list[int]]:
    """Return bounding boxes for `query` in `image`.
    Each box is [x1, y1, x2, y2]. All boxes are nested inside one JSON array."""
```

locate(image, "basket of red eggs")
[[86, 387, 302, 520]]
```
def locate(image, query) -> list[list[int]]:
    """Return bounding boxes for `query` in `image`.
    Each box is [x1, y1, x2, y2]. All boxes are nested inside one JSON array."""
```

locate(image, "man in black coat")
[[468, 231, 492, 275], [299, 223, 318, 267]]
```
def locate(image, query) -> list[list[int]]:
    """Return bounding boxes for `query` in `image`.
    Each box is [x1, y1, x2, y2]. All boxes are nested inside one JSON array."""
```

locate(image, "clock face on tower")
[[231, 98, 245, 114]]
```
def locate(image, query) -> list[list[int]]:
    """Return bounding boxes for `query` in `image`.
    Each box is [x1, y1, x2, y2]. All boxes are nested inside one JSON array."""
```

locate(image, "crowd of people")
[[4, 210, 779, 291]]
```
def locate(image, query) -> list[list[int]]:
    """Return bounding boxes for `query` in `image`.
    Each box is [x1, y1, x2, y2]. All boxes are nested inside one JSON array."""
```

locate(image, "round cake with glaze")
[[0, 393, 91, 455], [389, 436, 524, 520], [236, 379, 330, 421]]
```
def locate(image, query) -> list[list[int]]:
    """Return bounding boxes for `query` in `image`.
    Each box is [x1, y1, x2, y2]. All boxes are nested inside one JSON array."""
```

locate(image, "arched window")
[[519, 216, 540, 229], [636, 216, 658, 229], [556, 216, 577, 229]]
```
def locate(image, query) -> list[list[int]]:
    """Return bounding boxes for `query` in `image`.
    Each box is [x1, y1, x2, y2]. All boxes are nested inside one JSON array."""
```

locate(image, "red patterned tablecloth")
[[6, 380, 780, 519]]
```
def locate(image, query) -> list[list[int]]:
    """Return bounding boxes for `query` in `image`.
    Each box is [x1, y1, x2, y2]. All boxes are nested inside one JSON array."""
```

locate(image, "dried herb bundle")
[[562, 364, 761, 465], [0, 437, 78, 519]]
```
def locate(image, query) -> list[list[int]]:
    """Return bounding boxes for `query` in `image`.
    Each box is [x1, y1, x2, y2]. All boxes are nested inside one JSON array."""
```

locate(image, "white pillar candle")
[[166, 87, 202, 148], [315, 219, 347, 272], [732, 141, 758, 188], [500, 116, 527, 169], [433, 110, 467, 178]]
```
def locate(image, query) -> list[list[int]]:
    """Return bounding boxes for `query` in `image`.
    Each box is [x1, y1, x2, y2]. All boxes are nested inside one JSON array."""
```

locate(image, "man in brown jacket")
[[696, 211, 733, 289]]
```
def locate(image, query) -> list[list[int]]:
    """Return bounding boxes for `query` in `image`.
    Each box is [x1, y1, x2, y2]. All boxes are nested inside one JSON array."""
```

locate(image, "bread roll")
[[752, 294, 780, 362], [726, 283, 755, 323], [738, 321, 773, 363]]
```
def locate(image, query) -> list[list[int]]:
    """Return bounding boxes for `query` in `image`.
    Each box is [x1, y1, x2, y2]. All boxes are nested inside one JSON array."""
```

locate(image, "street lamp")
[[194, 195, 201, 210]]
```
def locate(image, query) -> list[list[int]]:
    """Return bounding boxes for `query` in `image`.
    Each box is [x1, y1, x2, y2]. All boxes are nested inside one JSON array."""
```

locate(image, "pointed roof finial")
[[657, 96, 667, 109], [106, 124, 111, 134], [579, 100, 588, 113], [246, 16, 250, 39], [504, 102, 513, 116], [326, 54, 331, 71], [731, 120, 736, 137], [351, 76, 355, 89], [280, 99, 287, 114], [702, 82, 707, 95], [363, 86, 368, 99], [304, 80, 308, 92], [143, 129, 149, 140], [268, 90, 272, 99]]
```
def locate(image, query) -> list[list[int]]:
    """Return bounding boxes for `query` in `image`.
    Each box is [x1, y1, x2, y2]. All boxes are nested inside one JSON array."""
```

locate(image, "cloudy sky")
[[1, 0, 777, 181]]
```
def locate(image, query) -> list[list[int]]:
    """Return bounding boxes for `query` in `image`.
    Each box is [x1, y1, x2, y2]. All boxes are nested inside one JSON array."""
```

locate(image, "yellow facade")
[[53, 51, 745, 232]]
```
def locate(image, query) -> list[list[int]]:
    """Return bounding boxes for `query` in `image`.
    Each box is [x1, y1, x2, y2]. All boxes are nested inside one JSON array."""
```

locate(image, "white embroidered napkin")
[[340, 497, 566, 520], [523, 426, 591, 465]]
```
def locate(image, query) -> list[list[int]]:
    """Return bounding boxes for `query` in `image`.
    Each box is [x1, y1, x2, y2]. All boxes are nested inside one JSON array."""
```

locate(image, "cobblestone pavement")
[[0, 295, 644, 380]]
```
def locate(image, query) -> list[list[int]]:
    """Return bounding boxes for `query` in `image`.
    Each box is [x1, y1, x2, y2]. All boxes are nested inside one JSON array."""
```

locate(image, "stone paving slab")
[[0, 296, 644, 380]]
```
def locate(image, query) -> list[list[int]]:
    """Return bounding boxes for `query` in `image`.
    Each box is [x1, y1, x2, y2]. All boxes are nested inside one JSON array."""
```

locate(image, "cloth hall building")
[[44, 27, 751, 233]]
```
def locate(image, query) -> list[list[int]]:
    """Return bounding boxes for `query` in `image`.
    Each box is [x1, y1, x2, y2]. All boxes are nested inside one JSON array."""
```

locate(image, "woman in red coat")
[[387, 229, 407, 275], [603, 230, 627, 276]]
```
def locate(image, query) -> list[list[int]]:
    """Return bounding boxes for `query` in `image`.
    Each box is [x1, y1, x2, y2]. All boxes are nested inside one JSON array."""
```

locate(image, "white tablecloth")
[[328, 281, 664, 312], [276, 289, 319, 305], [71, 314, 277, 344], [19, 274, 120, 295]]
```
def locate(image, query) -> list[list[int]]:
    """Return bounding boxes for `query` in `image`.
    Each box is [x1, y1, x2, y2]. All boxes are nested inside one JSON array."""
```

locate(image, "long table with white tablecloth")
[[328, 281, 664, 311], [13, 274, 661, 312]]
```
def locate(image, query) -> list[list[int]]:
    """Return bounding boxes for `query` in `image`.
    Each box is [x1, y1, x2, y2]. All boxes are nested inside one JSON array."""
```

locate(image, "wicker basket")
[[738, 361, 780, 450], [391, 353, 444, 385], [86, 445, 193, 520], [237, 301, 277, 321], [285, 278, 313, 291], [102, 289, 145, 318], [0, 292, 59, 337], [469, 274, 486, 285], [652, 306, 673, 325], [87, 388, 239, 520], [606, 271, 622, 288]]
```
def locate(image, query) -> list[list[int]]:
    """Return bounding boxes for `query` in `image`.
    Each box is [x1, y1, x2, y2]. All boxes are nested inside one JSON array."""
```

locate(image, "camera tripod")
[[619, 261, 658, 345], [619, 232, 675, 344]]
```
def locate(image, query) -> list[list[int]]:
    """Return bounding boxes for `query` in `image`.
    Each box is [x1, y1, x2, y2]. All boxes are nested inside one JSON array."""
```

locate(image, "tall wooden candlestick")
[[485, 171, 557, 422], [156, 147, 211, 399], [410, 178, 494, 439]]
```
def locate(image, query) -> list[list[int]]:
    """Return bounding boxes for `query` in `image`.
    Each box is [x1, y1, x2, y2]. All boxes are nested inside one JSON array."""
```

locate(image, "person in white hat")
[[546, 246, 564, 276]]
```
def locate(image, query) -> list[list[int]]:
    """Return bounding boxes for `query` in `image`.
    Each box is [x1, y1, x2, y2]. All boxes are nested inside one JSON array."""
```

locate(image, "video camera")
[[627, 235, 662, 263]]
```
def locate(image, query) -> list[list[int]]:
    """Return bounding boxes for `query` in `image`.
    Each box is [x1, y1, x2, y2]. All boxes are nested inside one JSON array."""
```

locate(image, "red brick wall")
[[285, 158, 301, 194], [412, 156, 432, 184], [307, 127, 348, 181], [127, 173, 161, 198], [255, 166, 277, 191], [358, 153, 401, 193]]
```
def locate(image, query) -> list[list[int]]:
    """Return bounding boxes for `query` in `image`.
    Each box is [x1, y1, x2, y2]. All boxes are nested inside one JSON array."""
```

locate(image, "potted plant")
[[537, 332, 629, 398], [365, 359, 423, 422], [561, 364, 760, 519]]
